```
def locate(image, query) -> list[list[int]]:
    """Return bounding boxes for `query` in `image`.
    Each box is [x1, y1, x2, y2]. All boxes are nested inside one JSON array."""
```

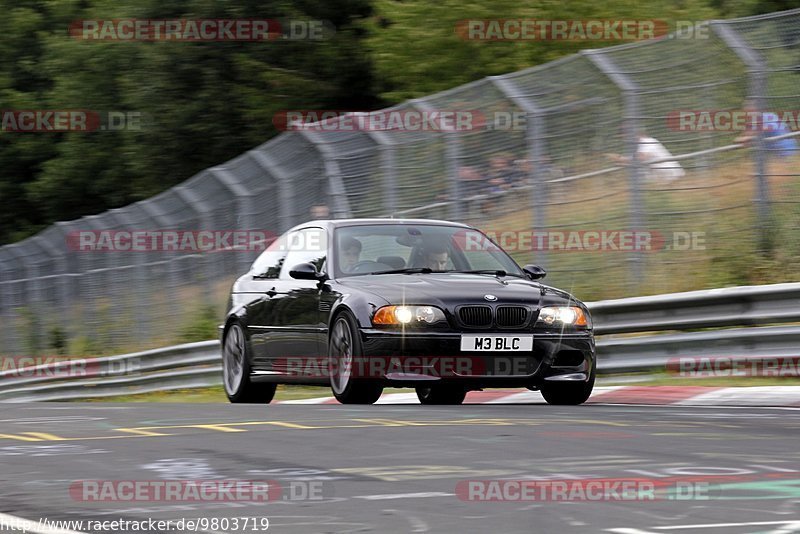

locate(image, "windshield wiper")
[[370, 267, 433, 275], [451, 269, 524, 278]]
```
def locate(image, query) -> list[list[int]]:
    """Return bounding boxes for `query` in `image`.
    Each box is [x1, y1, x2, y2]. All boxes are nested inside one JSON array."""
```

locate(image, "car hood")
[[336, 273, 578, 309]]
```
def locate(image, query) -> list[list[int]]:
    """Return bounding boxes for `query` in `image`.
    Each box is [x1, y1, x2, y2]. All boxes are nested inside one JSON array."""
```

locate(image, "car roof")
[[288, 218, 472, 233]]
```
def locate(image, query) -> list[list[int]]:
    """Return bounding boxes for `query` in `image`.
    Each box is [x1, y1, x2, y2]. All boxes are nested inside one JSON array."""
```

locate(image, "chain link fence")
[[2, 10, 799, 356]]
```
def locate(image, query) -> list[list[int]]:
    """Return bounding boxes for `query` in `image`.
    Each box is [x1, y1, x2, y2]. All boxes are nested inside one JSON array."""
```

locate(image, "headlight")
[[372, 305, 446, 326], [537, 306, 590, 327]]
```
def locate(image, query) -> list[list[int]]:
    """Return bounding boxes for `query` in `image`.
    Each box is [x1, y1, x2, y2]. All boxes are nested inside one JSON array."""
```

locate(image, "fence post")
[[362, 124, 398, 216], [411, 98, 463, 220], [300, 130, 353, 219], [137, 200, 182, 346], [712, 21, 771, 253], [489, 75, 548, 269], [0, 247, 22, 354], [174, 186, 216, 306], [585, 51, 644, 289], [209, 167, 259, 273], [249, 149, 296, 231]]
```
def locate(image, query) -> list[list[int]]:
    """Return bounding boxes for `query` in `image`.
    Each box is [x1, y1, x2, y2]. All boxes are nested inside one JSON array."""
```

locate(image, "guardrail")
[[0, 341, 221, 403], [589, 282, 800, 334], [1, 282, 798, 402]]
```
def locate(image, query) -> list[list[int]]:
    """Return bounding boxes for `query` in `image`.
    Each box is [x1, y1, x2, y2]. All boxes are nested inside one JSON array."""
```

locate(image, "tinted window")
[[249, 233, 289, 278], [333, 224, 523, 277], [280, 228, 328, 279]]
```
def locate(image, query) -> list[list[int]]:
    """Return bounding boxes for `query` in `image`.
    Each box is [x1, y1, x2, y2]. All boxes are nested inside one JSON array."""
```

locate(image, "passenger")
[[339, 236, 362, 272]]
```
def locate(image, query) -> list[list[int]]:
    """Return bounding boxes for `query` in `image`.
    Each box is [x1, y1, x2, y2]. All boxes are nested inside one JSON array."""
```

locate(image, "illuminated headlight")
[[373, 305, 446, 325], [395, 307, 414, 324], [537, 306, 590, 327]]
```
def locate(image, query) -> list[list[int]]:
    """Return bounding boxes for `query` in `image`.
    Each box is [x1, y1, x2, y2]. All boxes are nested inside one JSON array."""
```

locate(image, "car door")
[[268, 227, 328, 374], [241, 233, 289, 370]]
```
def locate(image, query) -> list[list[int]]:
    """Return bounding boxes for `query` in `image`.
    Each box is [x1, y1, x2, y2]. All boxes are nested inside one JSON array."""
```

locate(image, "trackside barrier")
[[1, 282, 796, 401]]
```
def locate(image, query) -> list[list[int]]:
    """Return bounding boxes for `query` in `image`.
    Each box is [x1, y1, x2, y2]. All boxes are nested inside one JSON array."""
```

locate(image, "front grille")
[[496, 306, 528, 328], [458, 306, 492, 327]]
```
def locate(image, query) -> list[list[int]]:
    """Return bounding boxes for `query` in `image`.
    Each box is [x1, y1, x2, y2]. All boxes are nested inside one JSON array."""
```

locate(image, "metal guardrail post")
[[585, 51, 644, 289], [712, 22, 772, 253]]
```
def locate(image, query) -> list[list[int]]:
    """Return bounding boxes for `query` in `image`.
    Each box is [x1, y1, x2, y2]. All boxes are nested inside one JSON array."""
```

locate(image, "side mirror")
[[523, 264, 546, 280], [289, 262, 325, 281]]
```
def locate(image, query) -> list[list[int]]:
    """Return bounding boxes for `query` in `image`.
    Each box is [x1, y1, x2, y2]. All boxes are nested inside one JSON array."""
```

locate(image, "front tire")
[[540, 361, 595, 406], [223, 322, 277, 404], [416, 385, 467, 405], [329, 313, 383, 404]]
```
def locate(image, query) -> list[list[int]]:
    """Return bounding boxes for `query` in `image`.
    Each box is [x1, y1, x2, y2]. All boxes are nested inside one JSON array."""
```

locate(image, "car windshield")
[[333, 224, 525, 278]]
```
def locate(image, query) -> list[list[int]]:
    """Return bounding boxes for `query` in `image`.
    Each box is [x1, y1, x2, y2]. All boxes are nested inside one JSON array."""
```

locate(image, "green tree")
[[364, 0, 719, 101], [0, 0, 377, 244]]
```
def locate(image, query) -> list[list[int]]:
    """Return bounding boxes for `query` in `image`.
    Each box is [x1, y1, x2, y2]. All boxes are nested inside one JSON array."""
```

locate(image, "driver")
[[419, 243, 450, 271], [339, 236, 362, 272]]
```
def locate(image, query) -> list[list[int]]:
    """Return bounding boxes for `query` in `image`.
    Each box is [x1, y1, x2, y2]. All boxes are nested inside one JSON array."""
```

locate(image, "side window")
[[249, 233, 289, 279], [280, 228, 327, 279]]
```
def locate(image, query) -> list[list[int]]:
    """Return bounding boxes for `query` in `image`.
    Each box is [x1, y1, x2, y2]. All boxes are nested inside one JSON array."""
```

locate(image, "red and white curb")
[[279, 386, 800, 407]]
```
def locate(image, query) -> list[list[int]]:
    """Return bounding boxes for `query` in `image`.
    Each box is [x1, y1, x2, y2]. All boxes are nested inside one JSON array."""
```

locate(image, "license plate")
[[460, 334, 533, 352]]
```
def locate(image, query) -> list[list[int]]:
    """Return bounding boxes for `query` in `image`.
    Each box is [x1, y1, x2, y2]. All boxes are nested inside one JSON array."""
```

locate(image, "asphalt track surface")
[[1, 401, 799, 534]]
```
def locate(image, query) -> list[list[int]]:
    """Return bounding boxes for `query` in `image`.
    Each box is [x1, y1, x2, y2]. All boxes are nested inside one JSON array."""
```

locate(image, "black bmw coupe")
[[221, 219, 595, 405]]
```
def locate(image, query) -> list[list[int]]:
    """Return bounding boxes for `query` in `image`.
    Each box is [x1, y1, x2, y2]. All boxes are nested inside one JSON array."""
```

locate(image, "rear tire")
[[416, 385, 467, 405], [540, 361, 595, 406], [223, 323, 277, 404], [329, 313, 383, 405]]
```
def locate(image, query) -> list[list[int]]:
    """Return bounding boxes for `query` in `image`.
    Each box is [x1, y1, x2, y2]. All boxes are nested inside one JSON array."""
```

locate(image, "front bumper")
[[357, 329, 595, 388]]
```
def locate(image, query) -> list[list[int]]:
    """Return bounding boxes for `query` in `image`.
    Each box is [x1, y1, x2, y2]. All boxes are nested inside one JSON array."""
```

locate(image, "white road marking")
[[609, 520, 800, 532], [20, 406, 133, 410], [376, 393, 426, 404], [485, 390, 544, 403], [353, 491, 454, 500], [278, 397, 335, 404], [0, 416, 105, 424], [655, 520, 800, 530], [676, 387, 800, 406], [277, 386, 800, 407]]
